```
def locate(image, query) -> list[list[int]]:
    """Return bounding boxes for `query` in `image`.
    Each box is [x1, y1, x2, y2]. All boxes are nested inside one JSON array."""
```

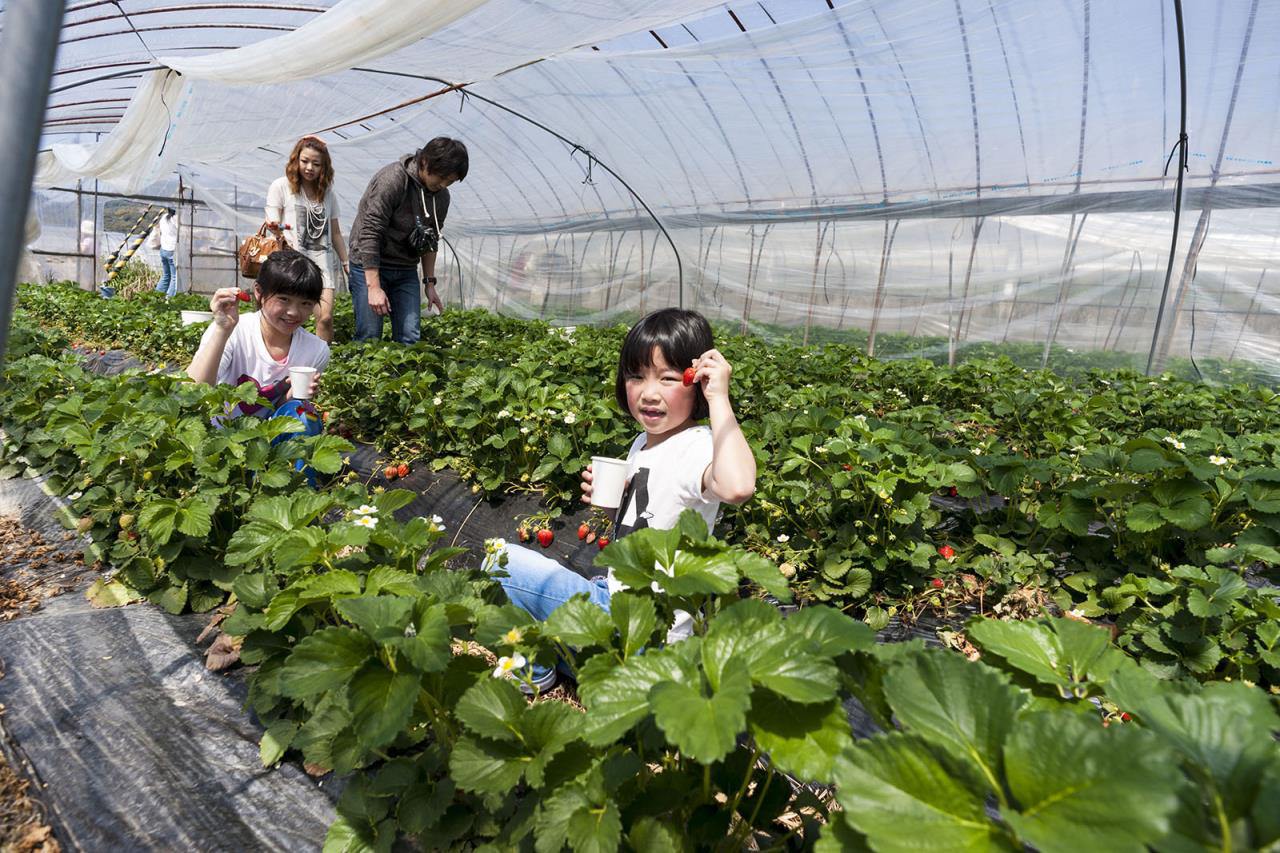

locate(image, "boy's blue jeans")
[[488, 543, 612, 620], [348, 263, 422, 344], [154, 249, 179, 297]]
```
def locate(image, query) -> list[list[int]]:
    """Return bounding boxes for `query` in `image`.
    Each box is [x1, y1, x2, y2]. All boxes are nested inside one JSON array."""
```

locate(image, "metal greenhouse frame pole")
[[0, 0, 67, 369], [1145, 0, 1189, 376]]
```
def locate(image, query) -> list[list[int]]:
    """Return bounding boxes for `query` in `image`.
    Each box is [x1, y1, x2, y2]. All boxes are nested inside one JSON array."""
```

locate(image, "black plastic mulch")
[[0, 476, 337, 852]]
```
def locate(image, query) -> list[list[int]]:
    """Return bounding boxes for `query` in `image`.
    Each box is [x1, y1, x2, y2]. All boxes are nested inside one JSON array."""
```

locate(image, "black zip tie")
[[1162, 133, 1188, 176], [569, 145, 596, 185], [457, 89, 470, 113]]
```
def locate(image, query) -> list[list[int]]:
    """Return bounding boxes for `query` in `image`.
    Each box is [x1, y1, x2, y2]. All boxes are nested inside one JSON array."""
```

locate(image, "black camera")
[[408, 214, 439, 254]]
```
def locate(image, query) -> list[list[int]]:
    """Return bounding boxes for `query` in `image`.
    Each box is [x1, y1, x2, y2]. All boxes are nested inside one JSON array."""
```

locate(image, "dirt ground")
[[0, 516, 93, 623], [0, 514, 86, 852], [0, 710, 60, 853]]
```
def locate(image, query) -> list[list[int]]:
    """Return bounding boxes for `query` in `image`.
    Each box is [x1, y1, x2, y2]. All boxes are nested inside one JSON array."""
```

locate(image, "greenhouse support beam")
[[1144, 0, 1189, 376], [0, 0, 67, 369]]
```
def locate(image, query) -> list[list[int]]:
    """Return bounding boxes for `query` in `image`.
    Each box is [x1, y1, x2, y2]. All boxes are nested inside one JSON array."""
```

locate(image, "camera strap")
[[418, 184, 441, 236]]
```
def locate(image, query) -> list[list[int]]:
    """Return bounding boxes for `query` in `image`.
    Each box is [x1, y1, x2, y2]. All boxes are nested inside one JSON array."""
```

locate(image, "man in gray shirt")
[[347, 137, 468, 343]]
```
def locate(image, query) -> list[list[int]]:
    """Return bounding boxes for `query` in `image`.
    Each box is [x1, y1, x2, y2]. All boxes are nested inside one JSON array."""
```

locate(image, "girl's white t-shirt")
[[200, 311, 330, 394], [607, 425, 720, 642], [265, 177, 340, 252]]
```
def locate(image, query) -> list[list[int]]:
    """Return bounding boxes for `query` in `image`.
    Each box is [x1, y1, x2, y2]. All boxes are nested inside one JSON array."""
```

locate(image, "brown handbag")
[[238, 223, 286, 279]]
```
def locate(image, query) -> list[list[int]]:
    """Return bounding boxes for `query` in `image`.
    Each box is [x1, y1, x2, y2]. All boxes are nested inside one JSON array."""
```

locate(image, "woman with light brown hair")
[[265, 135, 349, 342]]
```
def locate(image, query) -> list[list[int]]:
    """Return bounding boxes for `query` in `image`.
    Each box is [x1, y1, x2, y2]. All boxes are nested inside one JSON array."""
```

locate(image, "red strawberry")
[[1120, 712, 1132, 722], [938, 544, 956, 560], [577, 523, 590, 540], [597, 536, 610, 549], [397, 463, 410, 478], [931, 578, 944, 589], [948, 486, 958, 497], [682, 367, 697, 386], [536, 528, 554, 548], [384, 465, 398, 480], [236, 290, 251, 303], [842, 464, 853, 471]]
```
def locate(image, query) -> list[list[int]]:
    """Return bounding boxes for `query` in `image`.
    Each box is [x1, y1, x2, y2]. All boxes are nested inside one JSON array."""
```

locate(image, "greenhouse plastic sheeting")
[[0, 476, 338, 852], [20, 0, 1280, 378]]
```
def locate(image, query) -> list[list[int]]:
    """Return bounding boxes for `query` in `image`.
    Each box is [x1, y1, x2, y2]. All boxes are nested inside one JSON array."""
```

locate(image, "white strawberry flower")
[[520, 426, 530, 434], [433, 396, 443, 406], [493, 653, 526, 678], [776, 533, 790, 543], [484, 537, 507, 555], [563, 412, 577, 424], [352, 504, 378, 516], [1209, 455, 1229, 466], [1163, 436, 1186, 450], [354, 515, 378, 529], [498, 409, 511, 418]]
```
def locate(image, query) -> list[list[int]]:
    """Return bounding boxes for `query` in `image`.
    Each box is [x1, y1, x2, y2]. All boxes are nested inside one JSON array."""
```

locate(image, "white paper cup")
[[590, 456, 629, 509], [179, 310, 214, 325], [289, 366, 317, 399]]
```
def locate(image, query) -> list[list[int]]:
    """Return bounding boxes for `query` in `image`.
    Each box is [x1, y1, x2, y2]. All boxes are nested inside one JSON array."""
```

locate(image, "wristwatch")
[[425, 276, 438, 285]]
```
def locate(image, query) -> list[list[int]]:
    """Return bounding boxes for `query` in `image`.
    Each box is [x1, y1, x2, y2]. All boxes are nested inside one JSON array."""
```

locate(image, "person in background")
[[265, 135, 348, 343], [151, 208, 180, 297], [346, 137, 467, 344]]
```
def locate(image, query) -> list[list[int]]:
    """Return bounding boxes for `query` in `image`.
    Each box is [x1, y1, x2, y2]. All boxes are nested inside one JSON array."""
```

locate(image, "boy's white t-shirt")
[[200, 311, 329, 396], [607, 425, 720, 642]]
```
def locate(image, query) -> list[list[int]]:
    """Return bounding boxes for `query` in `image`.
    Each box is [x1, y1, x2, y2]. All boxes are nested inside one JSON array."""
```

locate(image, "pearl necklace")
[[301, 186, 327, 243]]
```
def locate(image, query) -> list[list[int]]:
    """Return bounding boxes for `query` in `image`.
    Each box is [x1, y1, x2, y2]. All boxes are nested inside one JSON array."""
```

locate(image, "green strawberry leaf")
[[449, 736, 526, 796], [967, 617, 1124, 698], [578, 640, 699, 745], [454, 678, 525, 743], [831, 733, 1012, 851], [336, 595, 415, 644], [1002, 711, 1181, 853], [279, 627, 375, 698], [348, 663, 421, 750], [650, 658, 752, 764], [882, 647, 1026, 791], [546, 594, 615, 649], [748, 693, 853, 782]]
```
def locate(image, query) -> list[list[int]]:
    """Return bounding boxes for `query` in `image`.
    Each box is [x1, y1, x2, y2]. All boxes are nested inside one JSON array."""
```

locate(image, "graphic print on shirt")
[[615, 467, 653, 538]]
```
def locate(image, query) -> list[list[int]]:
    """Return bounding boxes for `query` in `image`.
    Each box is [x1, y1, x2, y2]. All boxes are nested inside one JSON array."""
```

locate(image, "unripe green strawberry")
[[119, 513, 136, 530]]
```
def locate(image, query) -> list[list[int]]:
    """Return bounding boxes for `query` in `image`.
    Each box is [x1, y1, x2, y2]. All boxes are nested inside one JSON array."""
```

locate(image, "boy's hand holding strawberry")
[[209, 287, 245, 331]]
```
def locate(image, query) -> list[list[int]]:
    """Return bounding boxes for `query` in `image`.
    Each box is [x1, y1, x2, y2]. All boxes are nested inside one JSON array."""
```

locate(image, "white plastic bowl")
[[179, 310, 214, 326]]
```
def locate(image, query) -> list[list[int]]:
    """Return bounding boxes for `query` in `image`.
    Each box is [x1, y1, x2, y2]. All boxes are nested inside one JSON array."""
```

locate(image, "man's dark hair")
[[614, 308, 714, 420], [417, 137, 469, 182], [257, 249, 322, 302]]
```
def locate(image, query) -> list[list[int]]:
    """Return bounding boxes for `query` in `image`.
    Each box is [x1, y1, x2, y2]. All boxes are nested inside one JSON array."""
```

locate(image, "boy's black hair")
[[256, 249, 322, 303], [417, 137, 469, 182], [615, 308, 713, 420]]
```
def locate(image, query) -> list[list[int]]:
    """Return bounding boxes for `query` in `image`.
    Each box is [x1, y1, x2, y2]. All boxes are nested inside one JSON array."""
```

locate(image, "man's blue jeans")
[[487, 543, 612, 621], [348, 262, 422, 344], [154, 249, 178, 297]]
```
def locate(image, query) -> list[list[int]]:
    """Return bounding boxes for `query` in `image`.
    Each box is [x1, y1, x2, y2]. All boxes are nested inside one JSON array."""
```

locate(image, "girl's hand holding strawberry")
[[687, 348, 733, 401], [209, 287, 244, 331]]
